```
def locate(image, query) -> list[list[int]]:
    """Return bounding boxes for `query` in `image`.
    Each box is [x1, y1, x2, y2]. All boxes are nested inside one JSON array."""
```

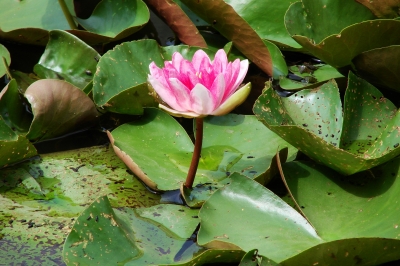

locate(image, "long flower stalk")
[[184, 118, 203, 189]]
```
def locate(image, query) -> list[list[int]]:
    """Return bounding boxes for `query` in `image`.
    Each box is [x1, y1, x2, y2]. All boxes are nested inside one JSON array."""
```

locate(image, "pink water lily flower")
[[148, 49, 251, 118]]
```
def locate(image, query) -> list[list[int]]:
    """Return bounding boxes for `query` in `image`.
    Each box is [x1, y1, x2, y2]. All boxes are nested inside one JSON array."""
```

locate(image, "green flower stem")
[[184, 117, 204, 189], [58, 0, 77, 30]]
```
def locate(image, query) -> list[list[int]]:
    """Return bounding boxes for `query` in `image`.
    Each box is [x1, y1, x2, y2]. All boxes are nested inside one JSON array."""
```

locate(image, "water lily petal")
[[212, 82, 251, 116], [168, 78, 192, 111], [180, 59, 199, 89], [159, 104, 203, 118], [212, 49, 228, 73], [192, 49, 211, 72], [232, 59, 249, 92], [190, 83, 215, 115], [172, 52, 184, 72], [148, 75, 185, 111], [209, 73, 226, 109], [149, 62, 169, 88]]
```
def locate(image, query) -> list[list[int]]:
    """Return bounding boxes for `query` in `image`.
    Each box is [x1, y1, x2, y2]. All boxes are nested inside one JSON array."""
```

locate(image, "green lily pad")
[[279, 159, 400, 265], [287, 19, 400, 68], [0, 144, 161, 265], [34, 30, 100, 90], [285, 0, 375, 45], [10, 70, 39, 94], [109, 108, 296, 191], [0, 43, 11, 79], [64, 195, 211, 265], [76, 0, 149, 38], [136, 204, 199, 239], [352, 45, 400, 93], [197, 173, 322, 262], [0, 79, 32, 134], [253, 72, 400, 175], [180, 0, 273, 76], [280, 64, 344, 91], [25, 79, 100, 141], [0, 0, 70, 45], [0, 117, 37, 168]]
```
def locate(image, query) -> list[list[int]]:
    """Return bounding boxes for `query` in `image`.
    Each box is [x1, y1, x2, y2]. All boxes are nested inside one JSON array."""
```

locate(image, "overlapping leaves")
[[254, 72, 400, 175]]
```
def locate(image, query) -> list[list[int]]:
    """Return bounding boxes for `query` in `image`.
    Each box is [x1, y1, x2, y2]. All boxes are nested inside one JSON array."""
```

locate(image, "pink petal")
[[192, 50, 211, 72], [172, 52, 184, 72], [148, 75, 185, 111], [232, 59, 249, 91], [209, 73, 226, 109], [149, 62, 169, 88], [190, 83, 215, 115], [180, 59, 199, 89], [168, 78, 192, 111], [212, 49, 228, 73]]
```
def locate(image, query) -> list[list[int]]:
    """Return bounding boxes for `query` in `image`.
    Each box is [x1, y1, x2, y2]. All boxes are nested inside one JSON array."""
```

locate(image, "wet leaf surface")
[[0, 145, 160, 265], [34, 30, 100, 90], [197, 173, 322, 262], [356, 0, 400, 18]]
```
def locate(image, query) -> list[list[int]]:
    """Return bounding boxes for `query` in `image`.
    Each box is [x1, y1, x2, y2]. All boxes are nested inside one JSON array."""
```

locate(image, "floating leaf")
[[25, 79, 99, 141], [253, 72, 400, 175], [76, 0, 149, 38], [286, 19, 400, 68], [34, 30, 100, 90], [197, 173, 322, 262], [0, 43, 11, 79], [109, 108, 296, 191], [136, 204, 199, 239], [352, 45, 400, 93], [285, 0, 375, 45], [0, 79, 32, 134], [280, 159, 400, 265]]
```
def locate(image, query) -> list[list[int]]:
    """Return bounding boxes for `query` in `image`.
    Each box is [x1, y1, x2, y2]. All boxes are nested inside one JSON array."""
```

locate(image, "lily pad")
[[0, 144, 160, 265], [0, 116, 37, 168], [34, 30, 100, 90], [197, 173, 322, 262], [352, 45, 400, 93], [64, 195, 214, 265], [76, 0, 149, 38], [253, 72, 400, 175], [0, 79, 32, 134], [25, 79, 100, 141], [280, 159, 400, 265], [136, 204, 199, 239], [286, 19, 400, 68], [0, 43, 11, 79], [108, 108, 296, 191], [285, 0, 375, 45]]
